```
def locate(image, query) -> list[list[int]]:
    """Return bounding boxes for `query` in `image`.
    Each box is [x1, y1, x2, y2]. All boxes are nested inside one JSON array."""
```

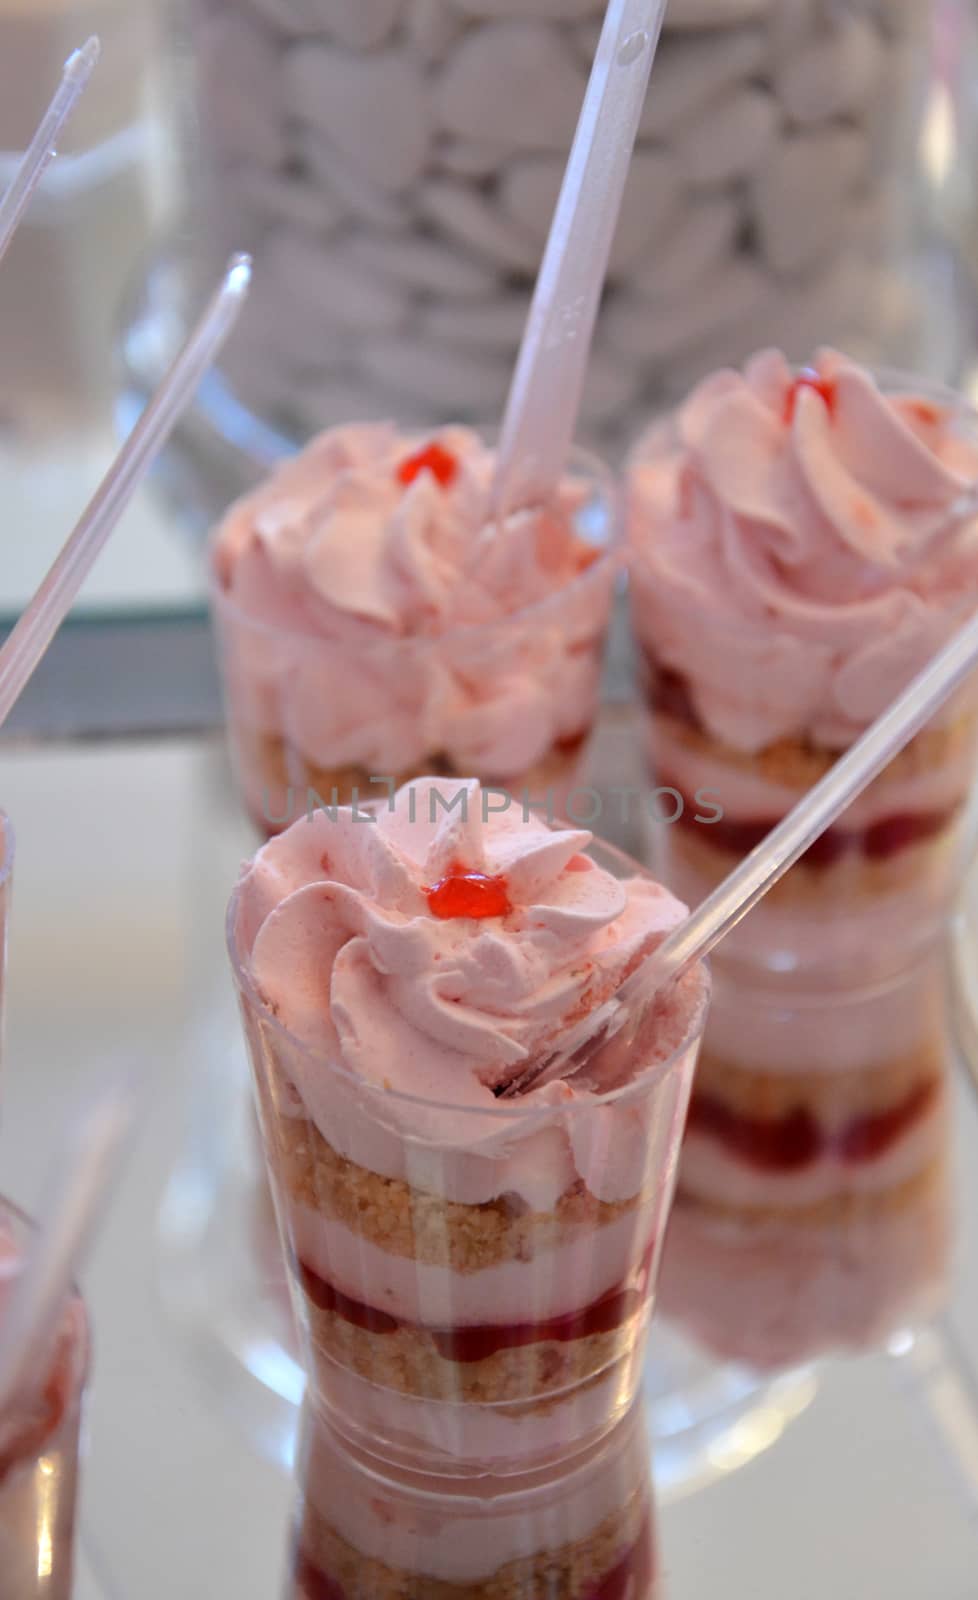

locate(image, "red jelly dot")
[[425, 865, 512, 920], [784, 369, 837, 425], [396, 441, 458, 489]]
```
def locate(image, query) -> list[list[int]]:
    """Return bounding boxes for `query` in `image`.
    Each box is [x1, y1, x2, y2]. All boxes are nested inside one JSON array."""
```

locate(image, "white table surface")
[[1, 735, 978, 1598]]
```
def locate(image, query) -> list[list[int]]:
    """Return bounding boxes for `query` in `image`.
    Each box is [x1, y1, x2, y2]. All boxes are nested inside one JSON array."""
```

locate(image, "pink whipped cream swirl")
[[231, 779, 703, 1208], [628, 348, 978, 752], [212, 425, 616, 777]]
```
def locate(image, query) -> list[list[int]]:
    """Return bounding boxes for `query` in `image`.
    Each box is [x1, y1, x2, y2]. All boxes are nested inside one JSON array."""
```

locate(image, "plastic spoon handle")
[[491, 0, 668, 518], [0, 38, 100, 266], [650, 606, 978, 987], [0, 253, 251, 731], [0, 1074, 137, 1416]]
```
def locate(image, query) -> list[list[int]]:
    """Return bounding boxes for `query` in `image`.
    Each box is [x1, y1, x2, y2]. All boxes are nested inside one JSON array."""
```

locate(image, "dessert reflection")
[[659, 951, 952, 1372], [0, 1204, 88, 1600], [285, 1398, 660, 1600]]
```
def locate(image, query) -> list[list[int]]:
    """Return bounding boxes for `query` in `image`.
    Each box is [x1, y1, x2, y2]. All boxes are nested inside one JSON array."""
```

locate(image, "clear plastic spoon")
[[0, 252, 252, 730], [0, 38, 100, 267], [503, 603, 978, 1096], [490, 0, 669, 519], [647, 609, 978, 989]]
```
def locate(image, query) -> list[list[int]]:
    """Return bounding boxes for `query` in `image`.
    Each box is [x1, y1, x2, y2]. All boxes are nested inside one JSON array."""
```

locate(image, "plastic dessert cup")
[[0, 1199, 89, 1600], [659, 951, 952, 1373], [287, 1396, 658, 1600], [227, 786, 709, 1477], [627, 354, 978, 981], [209, 428, 622, 837]]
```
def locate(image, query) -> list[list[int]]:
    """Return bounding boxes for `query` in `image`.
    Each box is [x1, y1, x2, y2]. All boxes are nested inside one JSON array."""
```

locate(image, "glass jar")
[[0, 0, 168, 435], [170, 0, 963, 469]]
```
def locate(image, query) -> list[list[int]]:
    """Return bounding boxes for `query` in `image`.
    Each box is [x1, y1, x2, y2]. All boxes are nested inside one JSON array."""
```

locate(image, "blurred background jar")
[[0, 2, 205, 637], [143, 0, 976, 499], [0, 0, 174, 437]]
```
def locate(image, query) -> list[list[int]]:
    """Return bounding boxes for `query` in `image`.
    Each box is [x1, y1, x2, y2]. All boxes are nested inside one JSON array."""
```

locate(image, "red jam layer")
[[292, 1551, 344, 1600], [589, 1518, 655, 1600], [649, 668, 960, 865], [293, 1519, 654, 1600], [668, 789, 958, 868], [687, 1077, 940, 1174], [295, 1260, 646, 1364]]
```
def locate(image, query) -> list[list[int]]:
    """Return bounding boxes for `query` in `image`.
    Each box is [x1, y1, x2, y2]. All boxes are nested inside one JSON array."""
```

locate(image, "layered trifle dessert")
[[659, 954, 951, 1371], [288, 1398, 658, 1600], [0, 1206, 88, 1600], [228, 776, 708, 1473], [211, 425, 620, 835], [628, 348, 978, 977]]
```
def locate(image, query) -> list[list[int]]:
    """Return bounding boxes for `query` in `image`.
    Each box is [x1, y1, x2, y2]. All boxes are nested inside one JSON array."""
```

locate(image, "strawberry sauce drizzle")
[[425, 865, 512, 921], [396, 442, 458, 488]]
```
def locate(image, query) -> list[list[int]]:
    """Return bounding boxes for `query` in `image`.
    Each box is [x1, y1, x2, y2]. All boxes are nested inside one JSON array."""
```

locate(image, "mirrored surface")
[[0, 733, 976, 1596]]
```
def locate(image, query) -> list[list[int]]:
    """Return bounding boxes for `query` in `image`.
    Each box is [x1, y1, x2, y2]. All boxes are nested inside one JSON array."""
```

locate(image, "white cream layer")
[[287, 1198, 651, 1328]]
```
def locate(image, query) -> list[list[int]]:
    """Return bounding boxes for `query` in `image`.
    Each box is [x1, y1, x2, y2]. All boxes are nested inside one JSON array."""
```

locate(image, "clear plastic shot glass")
[[228, 827, 708, 1478]]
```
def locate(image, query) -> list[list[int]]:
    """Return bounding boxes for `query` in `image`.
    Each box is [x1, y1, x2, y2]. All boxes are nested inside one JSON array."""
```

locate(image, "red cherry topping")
[[425, 863, 512, 920], [784, 370, 837, 425], [396, 441, 458, 489]]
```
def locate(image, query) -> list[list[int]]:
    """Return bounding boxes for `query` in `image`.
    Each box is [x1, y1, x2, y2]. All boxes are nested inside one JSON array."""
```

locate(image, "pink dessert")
[[288, 1398, 659, 1600], [628, 348, 978, 978], [210, 424, 619, 834], [659, 955, 951, 1372], [228, 776, 708, 1473], [0, 1216, 87, 1599]]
